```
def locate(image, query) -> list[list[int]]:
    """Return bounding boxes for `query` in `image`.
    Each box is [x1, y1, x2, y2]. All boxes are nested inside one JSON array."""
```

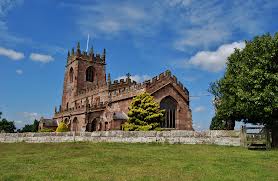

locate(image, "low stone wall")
[[0, 130, 241, 146]]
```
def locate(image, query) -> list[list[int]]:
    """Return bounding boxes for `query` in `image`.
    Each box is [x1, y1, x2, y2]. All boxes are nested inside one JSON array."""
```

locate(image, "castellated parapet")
[[51, 42, 192, 133]]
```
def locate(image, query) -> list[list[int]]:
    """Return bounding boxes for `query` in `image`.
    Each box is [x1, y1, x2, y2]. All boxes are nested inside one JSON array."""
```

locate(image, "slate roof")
[[113, 112, 128, 120], [40, 118, 58, 127]]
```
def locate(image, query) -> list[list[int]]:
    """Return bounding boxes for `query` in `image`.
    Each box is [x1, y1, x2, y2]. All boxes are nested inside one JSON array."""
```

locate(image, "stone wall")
[[0, 130, 241, 146]]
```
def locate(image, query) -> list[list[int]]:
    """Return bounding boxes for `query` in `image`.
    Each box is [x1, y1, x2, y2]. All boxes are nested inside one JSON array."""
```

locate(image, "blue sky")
[[0, 0, 278, 130]]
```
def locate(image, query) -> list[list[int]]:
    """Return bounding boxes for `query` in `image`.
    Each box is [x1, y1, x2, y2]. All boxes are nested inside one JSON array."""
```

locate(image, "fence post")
[[266, 128, 271, 149], [240, 125, 246, 147]]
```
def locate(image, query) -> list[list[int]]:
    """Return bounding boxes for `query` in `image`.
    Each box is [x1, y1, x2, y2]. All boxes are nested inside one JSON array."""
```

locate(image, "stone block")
[[170, 130, 195, 137], [0, 131, 241, 146]]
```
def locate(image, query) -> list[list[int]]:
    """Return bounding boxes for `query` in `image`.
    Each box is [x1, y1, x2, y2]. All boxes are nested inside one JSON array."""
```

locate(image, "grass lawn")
[[0, 142, 277, 181]]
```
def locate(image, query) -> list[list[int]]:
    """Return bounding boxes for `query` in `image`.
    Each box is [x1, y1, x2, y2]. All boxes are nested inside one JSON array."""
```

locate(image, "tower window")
[[69, 67, 74, 83], [86, 66, 94, 82]]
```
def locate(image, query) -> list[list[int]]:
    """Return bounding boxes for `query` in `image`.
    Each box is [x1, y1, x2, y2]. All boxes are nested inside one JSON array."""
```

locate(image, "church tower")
[[61, 42, 106, 111]]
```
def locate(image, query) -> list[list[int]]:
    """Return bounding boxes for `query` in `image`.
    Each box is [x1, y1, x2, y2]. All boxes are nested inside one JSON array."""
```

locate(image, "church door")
[[86, 118, 98, 132], [91, 119, 97, 131]]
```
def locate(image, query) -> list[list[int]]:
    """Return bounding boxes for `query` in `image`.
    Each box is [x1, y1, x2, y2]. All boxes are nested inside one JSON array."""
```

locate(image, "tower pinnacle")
[[77, 42, 80, 50], [108, 73, 111, 84], [90, 46, 94, 56], [102, 48, 106, 62]]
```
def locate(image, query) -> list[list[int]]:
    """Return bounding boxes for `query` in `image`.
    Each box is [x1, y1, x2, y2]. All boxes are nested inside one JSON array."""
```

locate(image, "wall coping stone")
[[0, 130, 241, 146]]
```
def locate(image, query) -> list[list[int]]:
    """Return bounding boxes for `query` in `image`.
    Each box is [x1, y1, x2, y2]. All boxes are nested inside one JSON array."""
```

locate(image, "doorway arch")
[[72, 117, 78, 132], [86, 118, 98, 132]]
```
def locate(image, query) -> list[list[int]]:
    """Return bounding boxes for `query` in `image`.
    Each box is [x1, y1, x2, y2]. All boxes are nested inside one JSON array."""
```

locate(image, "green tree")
[[56, 121, 69, 132], [122, 92, 165, 131], [0, 119, 16, 133], [20, 124, 34, 132], [209, 83, 236, 130], [209, 116, 235, 130], [20, 119, 40, 132], [33, 119, 39, 132], [209, 33, 278, 146]]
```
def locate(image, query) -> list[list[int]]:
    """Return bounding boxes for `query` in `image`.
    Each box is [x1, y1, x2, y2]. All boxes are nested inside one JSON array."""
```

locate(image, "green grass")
[[0, 143, 277, 181]]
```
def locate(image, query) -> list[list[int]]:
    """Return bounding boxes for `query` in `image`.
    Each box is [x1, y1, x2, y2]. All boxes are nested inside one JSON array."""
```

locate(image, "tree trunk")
[[225, 120, 235, 130], [271, 124, 278, 147]]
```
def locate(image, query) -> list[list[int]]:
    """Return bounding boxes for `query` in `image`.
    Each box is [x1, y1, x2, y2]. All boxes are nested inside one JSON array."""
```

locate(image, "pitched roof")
[[113, 112, 128, 120], [40, 118, 58, 127]]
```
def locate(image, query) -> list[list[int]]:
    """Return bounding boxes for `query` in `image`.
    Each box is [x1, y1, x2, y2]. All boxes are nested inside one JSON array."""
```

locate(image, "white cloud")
[[171, 1, 278, 50], [22, 112, 41, 121], [116, 74, 151, 83], [16, 69, 23, 75], [61, 0, 278, 51], [14, 120, 23, 124], [62, 1, 162, 37], [0, 0, 25, 44], [181, 41, 245, 72], [174, 25, 231, 51], [0, 47, 24, 60], [12, 112, 41, 128], [190, 96, 201, 101], [97, 20, 121, 33], [190, 92, 211, 100], [0, 1, 65, 55], [12, 111, 51, 128], [192, 122, 202, 130], [194, 106, 206, 113], [166, 0, 192, 7], [0, 0, 22, 17], [29, 53, 54, 63]]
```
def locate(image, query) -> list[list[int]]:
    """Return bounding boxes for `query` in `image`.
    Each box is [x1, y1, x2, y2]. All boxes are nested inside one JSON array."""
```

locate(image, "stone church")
[[53, 43, 192, 132]]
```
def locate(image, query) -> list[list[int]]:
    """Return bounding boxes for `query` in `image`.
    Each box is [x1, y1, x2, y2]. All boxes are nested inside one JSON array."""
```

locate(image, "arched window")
[[86, 66, 94, 82], [160, 96, 177, 128], [69, 67, 74, 83]]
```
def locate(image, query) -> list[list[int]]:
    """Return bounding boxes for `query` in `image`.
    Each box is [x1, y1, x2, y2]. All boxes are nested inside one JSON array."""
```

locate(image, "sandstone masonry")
[[52, 43, 192, 132]]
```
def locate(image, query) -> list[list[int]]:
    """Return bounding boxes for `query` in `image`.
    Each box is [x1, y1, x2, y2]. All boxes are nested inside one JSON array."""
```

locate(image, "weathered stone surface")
[[51, 44, 192, 132], [169, 130, 195, 137], [0, 130, 241, 146], [209, 130, 240, 137]]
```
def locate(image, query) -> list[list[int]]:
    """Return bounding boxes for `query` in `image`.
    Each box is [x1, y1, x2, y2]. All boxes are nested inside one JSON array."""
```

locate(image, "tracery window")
[[160, 96, 177, 128]]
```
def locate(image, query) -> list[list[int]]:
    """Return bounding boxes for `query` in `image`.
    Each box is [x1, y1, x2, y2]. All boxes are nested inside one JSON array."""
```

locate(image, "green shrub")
[[137, 125, 153, 131], [154, 127, 162, 131], [122, 123, 137, 131], [56, 122, 69, 132], [122, 92, 165, 131], [122, 123, 156, 131]]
